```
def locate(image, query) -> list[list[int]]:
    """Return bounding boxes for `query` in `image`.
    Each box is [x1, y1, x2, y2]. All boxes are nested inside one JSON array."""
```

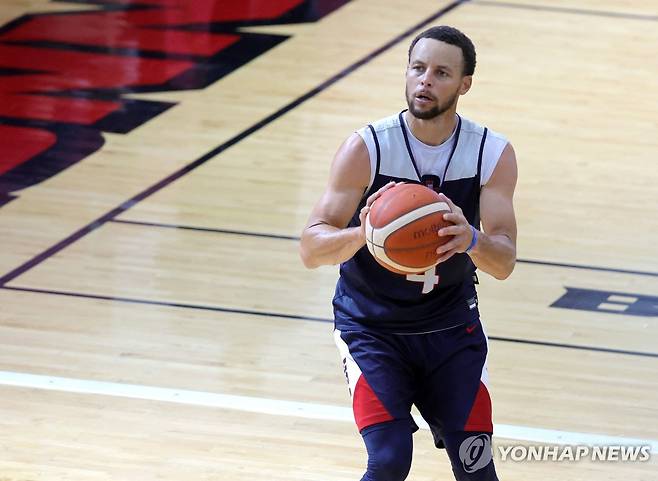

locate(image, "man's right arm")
[[299, 133, 394, 269]]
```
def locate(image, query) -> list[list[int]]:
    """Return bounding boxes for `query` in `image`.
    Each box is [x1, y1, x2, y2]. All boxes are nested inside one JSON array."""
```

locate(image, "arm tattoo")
[[306, 221, 330, 230]]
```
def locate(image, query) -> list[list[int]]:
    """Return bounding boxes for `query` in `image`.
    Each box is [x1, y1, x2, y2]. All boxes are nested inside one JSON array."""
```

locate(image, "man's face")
[[405, 38, 471, 120]]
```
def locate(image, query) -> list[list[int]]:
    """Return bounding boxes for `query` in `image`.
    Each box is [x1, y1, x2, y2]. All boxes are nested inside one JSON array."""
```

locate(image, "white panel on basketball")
[[372, 244, 431, 273], [365, 214, 376, 258], [370, 201, 450, 247], [365, 215, 396, 269]]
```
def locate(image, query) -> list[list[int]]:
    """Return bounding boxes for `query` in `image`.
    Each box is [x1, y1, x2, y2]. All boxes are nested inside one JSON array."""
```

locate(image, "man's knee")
[[364, 445, 412, 481], [361, 420, 413, 481]]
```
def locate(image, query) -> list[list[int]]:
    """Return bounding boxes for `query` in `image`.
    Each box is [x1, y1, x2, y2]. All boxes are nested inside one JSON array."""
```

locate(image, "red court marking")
[[0, 125, 56, 175], [0, 94, 120, 124], [0, 0, 302, 56], [0, 46, 193, 88], [2, 19, 240, 56], [0, 45, 192, 124]]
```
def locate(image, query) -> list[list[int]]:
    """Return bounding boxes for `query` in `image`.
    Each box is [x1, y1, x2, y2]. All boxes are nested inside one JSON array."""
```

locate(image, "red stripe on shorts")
[[353, 375, 394, 431], [464, 381, 493, 432]]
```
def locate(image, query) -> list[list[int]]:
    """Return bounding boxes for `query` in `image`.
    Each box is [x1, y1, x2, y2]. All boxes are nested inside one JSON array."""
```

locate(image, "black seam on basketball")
[[371, 191, 444, 228], [366, 221, 384, 265], [366, 221, 374, 249], [369, 210, 451, 250], [384, 242, 447, 251]]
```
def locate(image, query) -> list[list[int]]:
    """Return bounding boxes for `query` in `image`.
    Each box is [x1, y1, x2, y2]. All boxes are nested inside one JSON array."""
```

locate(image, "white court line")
[[1, 370, 656, 453]]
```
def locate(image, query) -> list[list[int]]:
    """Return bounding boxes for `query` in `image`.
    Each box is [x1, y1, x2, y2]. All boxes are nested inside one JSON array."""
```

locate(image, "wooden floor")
[[0, 0, 657, 480]]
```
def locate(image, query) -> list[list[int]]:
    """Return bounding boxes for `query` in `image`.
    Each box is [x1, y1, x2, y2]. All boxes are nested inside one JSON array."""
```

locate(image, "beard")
[[406, 86, 459, 120]]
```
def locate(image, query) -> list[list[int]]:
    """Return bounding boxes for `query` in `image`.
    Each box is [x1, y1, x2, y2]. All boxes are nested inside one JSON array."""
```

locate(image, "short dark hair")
[[408, 26, 476, 76]]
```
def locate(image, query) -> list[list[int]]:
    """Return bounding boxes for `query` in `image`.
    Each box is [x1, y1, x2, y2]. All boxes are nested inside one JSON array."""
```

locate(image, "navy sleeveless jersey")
[[333, 111, 505, 334]]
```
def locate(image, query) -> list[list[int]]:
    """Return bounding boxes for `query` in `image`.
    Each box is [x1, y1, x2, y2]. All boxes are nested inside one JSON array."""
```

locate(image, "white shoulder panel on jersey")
[[355, 125, 378, 190], [357, 114, 419, 191], [443, 117, 483, 183], [480, 128, 508, 185], [446, 117, 508, 186]]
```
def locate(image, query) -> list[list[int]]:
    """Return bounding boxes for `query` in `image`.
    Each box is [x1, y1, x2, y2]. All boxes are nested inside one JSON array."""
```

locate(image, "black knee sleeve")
[[360, 420, 413, 481], [442, 431, 499, 481]]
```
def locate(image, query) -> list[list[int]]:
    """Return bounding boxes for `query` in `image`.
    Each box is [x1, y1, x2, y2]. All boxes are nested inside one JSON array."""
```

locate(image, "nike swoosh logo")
[[466, 324, 478, 334]]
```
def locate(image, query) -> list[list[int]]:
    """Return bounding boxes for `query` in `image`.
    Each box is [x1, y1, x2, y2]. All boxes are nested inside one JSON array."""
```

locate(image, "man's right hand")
[[358, 181, 401, 240]]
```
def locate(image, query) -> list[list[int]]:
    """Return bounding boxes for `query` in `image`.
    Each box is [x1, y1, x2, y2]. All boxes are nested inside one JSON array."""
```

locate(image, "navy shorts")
[[334, 318, 493, 447]]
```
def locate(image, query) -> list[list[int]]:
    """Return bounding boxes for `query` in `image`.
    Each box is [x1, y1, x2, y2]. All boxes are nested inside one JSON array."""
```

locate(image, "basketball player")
[[300, 26, 517, 481]]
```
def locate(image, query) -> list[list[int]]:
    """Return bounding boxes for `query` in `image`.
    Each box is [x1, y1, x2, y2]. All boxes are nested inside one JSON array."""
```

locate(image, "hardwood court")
[[0, 0, 657, 480]]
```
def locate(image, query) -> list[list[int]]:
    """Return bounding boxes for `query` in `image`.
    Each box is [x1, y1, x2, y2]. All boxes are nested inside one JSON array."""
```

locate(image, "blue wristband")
[[465, 225, 478, 253]]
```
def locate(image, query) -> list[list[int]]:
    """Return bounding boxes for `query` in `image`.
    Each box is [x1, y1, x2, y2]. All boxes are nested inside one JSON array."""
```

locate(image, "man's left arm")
[[436, 143, 518, 279]]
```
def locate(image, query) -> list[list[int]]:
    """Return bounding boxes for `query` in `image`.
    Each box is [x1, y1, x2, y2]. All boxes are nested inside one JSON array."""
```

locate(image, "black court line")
[[110, 219, 300, 241], [110, 219, 658, 278], [3, 285, 656, 359], [0, 0, 466, 288], [487, 335, 658, 359], [516, 259, 658, 278], [1, 286, 329, 323], [473, 0, 658, 21]]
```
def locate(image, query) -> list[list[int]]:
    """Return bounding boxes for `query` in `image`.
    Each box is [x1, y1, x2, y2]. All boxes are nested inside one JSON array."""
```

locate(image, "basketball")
[[365, 183, 453, 274]]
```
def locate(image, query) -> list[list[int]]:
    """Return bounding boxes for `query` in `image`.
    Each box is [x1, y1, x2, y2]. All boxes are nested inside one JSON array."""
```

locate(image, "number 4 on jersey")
[[407, 266, 439, 294]]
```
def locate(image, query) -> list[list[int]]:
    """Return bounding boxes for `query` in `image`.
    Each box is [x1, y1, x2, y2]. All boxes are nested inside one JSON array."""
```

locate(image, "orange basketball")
[[365, 183, 453, 274]]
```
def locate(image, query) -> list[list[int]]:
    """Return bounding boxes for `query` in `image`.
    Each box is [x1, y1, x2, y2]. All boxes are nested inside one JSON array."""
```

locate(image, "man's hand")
[[435, 193, 475, 263], [433, 143, 518, 278], [357, 181, 400, 240]]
